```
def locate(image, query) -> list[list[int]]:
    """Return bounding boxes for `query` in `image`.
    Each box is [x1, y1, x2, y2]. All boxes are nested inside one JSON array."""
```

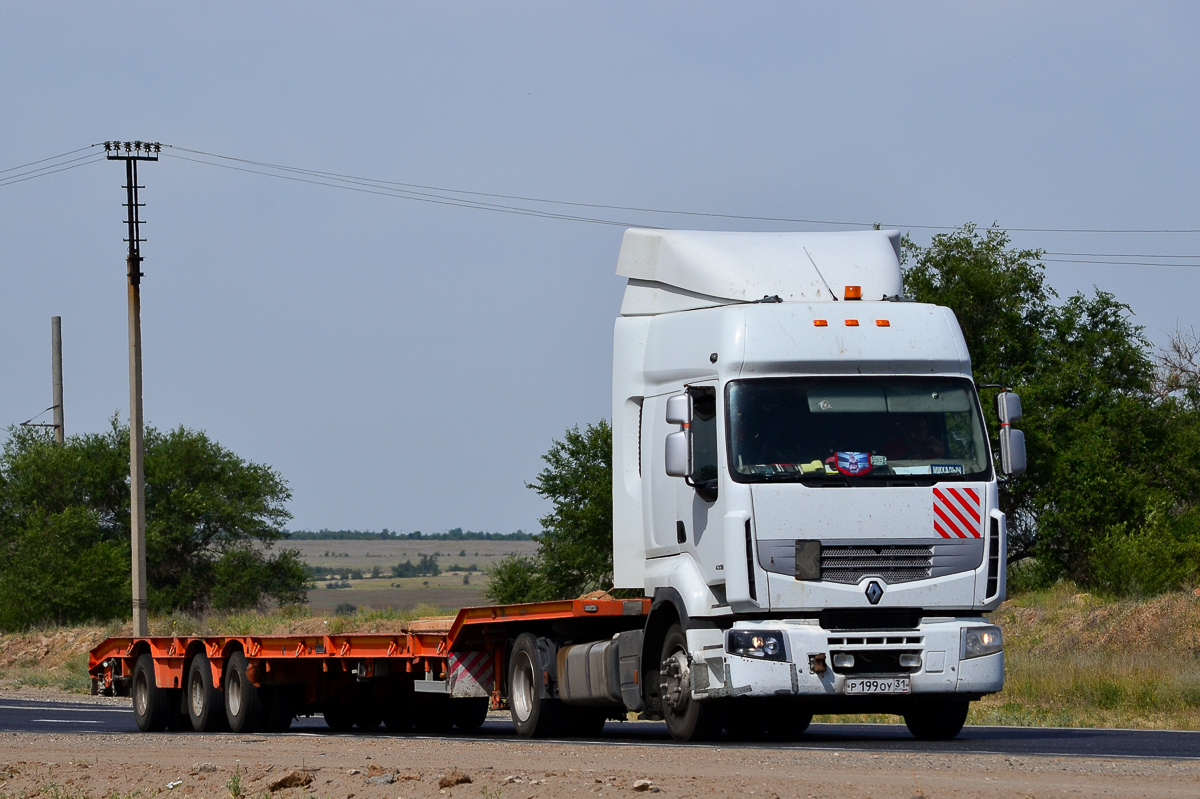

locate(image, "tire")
[[263, 687, 294, 732], [451, 697, 489, 731], [187, 656, 227, 732], [508, 633, 562, 738], [659, 624, 724, 742], [904, 700, 970, 741], [132, 653, 169, 732], [323, 703, 355, 731], [224, 651, 265, 733], [563, 708, 608, 738]]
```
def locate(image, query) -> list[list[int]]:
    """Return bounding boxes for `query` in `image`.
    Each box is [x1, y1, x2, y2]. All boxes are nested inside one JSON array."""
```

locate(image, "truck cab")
[[611, 228, 1023, 740]]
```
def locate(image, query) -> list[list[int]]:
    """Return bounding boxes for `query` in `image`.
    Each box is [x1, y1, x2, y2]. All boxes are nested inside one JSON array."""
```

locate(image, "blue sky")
[[2, 3, 1198, 534]]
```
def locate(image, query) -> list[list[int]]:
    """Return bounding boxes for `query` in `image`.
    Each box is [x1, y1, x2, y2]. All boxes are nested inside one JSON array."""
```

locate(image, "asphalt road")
[[2, 697, 1197, 760]]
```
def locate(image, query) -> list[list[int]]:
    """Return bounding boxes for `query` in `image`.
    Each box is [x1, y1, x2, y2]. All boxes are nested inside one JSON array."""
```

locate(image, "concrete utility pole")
[[105, 140, 160, 637], [51, 316, 64, 443]]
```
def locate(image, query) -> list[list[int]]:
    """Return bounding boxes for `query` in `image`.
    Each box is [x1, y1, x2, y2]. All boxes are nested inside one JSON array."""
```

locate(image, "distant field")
[[291, 536, 538, 612]]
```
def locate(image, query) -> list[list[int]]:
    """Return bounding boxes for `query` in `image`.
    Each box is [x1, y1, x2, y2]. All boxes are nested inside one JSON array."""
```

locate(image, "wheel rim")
[[227, 670, 243, 716], [190, 671, 205, 717], [660, 648, 691, 717], [134, 672, 149, 716], [511, 651, 535, 723]]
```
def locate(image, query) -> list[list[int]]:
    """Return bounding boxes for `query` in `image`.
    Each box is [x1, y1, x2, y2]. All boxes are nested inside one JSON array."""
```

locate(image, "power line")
[[0, 144, 99, 175], [1044, 251, 1200, 259], [0, 152, 105, 188], [1043, 257, 1200, 268], [166, 144, 1200, 235]]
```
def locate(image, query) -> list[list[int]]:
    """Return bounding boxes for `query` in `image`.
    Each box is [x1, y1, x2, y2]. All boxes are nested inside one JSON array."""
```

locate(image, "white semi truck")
[[610, 228, 1021, 741], [92, 228, 1023, 742]]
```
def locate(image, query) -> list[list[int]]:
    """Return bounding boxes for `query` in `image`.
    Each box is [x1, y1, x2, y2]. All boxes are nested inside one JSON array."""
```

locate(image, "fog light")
[[898, 653, 922, 669], [831, 652, 855, 669], [727, 630, 788, 662]]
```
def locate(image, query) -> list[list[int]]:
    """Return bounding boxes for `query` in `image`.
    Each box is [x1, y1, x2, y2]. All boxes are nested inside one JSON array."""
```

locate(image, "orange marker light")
[[813, 320, 828, 327], [844, 285, 862, 300], [845, 319, 859, 326], [876, 320, 890, 327]]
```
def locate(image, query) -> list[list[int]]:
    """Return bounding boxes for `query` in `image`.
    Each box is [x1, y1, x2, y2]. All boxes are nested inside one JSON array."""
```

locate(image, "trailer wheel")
[[224, 651, 265, 733], [187, 655, 228, 732], [508, 633, 562, 738], [132, 654, 169, 732], [451, 697, 489, 731], [659, 624, 723, 742], [903, 700, 970, 740]]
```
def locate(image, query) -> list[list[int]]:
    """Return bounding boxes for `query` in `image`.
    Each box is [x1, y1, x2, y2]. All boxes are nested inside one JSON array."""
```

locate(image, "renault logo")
[[865, 580, 884, 605]]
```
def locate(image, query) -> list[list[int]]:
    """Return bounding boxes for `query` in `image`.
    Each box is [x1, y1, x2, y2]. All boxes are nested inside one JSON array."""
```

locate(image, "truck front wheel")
[[903, 700, 970, 740], [659, 624, 723, 741]]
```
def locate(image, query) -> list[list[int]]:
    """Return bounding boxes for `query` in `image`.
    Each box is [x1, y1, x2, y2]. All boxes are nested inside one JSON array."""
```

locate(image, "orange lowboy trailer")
[[89, 596, 650, 735]]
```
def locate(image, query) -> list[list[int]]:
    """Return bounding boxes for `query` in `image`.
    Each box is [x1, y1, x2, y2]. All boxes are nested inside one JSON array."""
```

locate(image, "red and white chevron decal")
[[933, 487, 982, 539], [448, 650, 494, 698]]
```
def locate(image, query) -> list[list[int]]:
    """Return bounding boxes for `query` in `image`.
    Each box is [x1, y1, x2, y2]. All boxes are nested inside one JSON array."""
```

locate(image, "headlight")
[[961, 625, 1003, 659], [727, 630, 788, 662]]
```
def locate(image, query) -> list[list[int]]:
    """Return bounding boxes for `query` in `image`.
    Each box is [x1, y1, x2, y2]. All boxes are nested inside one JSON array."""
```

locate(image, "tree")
[[904, 226, 1200, 592], [485, 420, 613, 603], [0, 418, 306, 629]]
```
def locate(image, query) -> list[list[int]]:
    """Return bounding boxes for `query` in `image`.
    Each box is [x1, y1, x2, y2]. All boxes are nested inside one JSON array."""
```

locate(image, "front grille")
[[821, 545, 933, 584]]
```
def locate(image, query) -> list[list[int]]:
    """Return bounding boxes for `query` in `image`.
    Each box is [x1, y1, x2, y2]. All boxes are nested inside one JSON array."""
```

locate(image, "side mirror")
[[996, 392, 1023, 424], [665, 430, 692, 477], [1000, 426, 1026, 476], [665, 393, 692, 425], [664, 394, 693, 478]]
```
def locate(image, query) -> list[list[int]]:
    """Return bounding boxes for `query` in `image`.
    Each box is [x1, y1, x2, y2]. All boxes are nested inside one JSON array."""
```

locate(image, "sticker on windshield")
[[836, 452, 873, 476], [870, 455, 887, 467], [931, 464, 964, 475]]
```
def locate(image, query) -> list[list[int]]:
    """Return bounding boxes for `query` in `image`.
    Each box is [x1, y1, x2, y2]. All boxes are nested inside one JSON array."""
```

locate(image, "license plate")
[[844, 677, 911, 695]]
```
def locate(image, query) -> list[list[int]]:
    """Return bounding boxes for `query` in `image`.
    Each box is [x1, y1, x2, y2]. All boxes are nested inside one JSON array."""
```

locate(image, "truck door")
[[678, 383, 726, 585]]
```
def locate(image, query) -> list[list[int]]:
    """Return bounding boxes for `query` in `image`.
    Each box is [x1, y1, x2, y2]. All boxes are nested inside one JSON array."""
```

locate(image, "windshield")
[[726, 377, 991, 484]]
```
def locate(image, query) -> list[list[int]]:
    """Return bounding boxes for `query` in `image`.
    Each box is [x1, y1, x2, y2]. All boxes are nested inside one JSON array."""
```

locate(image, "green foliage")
[[485, 420, 613, 604], [0, 418, 306, 629], [390, 553, 440, 577], [904, 225, 1200, 591]]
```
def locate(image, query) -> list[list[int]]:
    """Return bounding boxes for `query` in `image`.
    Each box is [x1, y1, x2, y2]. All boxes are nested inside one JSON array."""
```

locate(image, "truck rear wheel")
[[132, 654, 169, 732], [224, 651, 265, 733], [659, 624, 723, 742], [508, 633, 562, 738], [904, 700, 970, 740], [187, 655, 227, 732], [323, 703, 355, 731]]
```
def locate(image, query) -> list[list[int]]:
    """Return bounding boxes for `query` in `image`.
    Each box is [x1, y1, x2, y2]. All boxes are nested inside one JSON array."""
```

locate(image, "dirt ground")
[[2, 721, 1199, 799]]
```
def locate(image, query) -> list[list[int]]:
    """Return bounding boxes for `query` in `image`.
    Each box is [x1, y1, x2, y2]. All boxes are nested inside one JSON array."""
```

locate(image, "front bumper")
[[689, 618, 1003, 702]]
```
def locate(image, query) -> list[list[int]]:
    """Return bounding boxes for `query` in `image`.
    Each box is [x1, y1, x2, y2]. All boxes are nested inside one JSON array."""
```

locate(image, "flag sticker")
[[933, 487, 982, 539]]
